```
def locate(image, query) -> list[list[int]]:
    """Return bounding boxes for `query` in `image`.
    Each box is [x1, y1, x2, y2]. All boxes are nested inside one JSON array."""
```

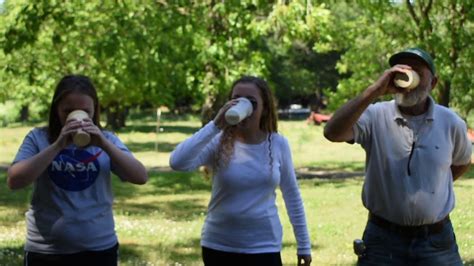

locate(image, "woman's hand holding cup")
[[66, 110, 91, 147]]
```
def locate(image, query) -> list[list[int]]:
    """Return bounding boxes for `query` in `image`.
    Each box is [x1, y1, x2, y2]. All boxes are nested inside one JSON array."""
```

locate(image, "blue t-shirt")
[[13, 127, 131, 254]]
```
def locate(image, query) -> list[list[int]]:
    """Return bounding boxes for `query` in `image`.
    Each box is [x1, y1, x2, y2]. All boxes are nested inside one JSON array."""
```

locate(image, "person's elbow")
[[132, 167, 149, 185], [169, 156, 179, 171], [134, 175, 148, 185], [323, 125, 345, 142], [6, 176, 17, 190], [126, 172, 148, 185], [323, 126, 336, 142], [6, 168, 26, 190], [169, 153, 188, 171]]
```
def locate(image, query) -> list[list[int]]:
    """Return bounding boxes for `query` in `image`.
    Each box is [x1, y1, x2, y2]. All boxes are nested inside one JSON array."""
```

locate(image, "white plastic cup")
[[394, 69, 420, 91], [225, 97, 253, 125], [66, 110, 91, 147]]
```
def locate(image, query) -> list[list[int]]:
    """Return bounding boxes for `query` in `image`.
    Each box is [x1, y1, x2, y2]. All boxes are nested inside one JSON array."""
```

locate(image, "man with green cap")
[[324, 47, 471, 265]]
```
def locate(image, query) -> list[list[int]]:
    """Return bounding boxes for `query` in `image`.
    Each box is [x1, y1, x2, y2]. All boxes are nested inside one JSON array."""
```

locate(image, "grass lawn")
[[0, 113, 473, 265]]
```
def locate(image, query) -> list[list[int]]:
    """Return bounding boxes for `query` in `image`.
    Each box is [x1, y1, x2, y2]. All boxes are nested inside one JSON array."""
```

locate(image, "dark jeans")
[[24, 243, 119, 266], [202, 246, 282, 266], [358, 219, 462, 266]]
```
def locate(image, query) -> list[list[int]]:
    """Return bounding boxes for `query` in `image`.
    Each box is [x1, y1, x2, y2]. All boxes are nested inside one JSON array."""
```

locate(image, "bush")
[[0, 101, 20, 126], [0, 101, 48, 126]]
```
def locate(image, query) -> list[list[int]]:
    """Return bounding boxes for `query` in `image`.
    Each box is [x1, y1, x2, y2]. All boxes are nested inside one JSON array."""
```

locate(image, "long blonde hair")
[[214, 76, 278, 171]]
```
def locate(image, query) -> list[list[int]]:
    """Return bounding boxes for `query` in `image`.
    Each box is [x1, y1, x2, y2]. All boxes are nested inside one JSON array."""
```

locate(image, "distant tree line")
[[0, 0, 472, 128]]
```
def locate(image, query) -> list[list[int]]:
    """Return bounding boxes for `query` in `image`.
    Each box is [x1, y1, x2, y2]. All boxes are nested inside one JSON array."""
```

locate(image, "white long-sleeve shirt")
[[169, 121, 311, 255]]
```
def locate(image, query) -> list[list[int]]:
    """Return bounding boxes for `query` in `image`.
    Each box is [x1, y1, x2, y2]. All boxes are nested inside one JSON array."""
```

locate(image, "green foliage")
[[316, 1, 474, 119], [1, 0, 473, 127], [0, 1, 336, 127], [0, 101, 19, 126], [259, 2, 336, 109]]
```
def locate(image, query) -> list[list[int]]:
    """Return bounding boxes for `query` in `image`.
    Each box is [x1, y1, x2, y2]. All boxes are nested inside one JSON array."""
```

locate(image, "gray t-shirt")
[[353, 97, 472, 225], [13, 127, 130, 254]]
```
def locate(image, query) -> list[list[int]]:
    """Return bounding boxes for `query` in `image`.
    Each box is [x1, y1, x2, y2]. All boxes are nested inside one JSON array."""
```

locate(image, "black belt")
[[368, 213, 449, 237]]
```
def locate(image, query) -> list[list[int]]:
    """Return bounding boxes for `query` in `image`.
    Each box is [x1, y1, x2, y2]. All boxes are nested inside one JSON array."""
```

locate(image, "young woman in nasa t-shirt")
[[7, 75, 148, 266]]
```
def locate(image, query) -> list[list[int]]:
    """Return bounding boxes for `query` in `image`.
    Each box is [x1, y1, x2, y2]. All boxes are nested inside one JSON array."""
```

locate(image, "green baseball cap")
[[389, 47, 436, 75]]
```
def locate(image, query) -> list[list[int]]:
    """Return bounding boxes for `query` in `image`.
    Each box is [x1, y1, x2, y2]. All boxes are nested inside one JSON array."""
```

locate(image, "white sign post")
[[155, 107, 162, 152]]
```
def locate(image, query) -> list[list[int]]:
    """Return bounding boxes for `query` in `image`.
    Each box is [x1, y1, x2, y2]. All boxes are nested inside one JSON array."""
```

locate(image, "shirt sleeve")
[[12, 128, 41, 164], [278, 136, 311, 256], [169, 121, 220, 171], [105, 131, 133, 180], [452, 119, 472, 165]]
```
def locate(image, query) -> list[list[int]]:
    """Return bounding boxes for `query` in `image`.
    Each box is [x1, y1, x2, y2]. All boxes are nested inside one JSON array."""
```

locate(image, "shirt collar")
[[393, 96, 435, 123]]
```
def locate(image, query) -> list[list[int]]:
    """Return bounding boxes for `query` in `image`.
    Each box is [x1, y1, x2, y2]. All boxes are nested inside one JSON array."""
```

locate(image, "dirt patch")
[[296, 168, 365, 179]]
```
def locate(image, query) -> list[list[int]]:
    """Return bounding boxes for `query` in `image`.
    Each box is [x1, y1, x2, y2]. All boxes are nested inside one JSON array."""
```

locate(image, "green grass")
[[0, 113, 473, 265]]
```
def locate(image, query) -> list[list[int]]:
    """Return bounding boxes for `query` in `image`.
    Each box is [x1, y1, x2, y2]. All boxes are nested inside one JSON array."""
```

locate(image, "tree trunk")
[[200, 92, 227, 126], [438, 80, 450, 107], [19, 105, 29, 121], [119, 108, 127, 128], [105, 104, 128, 130], [200, 98, 215, 127]]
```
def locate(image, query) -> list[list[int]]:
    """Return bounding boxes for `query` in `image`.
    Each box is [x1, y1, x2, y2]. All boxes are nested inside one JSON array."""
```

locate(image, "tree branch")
[[406, 0, 420, 26], [421, 0, 433, 34], [423, 0, 433, 15]]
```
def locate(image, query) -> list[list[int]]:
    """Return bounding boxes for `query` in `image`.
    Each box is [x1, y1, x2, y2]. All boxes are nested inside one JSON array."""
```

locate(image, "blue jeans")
[[358, 219, 462, 266]]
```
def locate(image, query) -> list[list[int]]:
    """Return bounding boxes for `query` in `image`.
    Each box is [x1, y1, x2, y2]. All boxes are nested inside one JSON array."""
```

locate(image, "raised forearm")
[[324, 65, 407, 142], [102, 141, 148, 184], [7, 143, 62, 190], [324, 85, 381, 142]]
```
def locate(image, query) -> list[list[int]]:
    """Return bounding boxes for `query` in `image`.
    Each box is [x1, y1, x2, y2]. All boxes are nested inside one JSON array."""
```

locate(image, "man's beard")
[[394, 87, 429, 107]]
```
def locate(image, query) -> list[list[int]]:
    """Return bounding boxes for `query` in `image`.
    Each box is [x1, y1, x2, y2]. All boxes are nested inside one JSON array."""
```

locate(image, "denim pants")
[[357, 219, 462, 266]]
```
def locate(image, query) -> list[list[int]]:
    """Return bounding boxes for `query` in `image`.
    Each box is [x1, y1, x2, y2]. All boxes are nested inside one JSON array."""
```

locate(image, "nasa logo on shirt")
[[48, 149, 102, 191]]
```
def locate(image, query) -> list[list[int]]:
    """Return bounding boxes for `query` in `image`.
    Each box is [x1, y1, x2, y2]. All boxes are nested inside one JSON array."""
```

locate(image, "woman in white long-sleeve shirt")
[[169, 76, 312, 266]]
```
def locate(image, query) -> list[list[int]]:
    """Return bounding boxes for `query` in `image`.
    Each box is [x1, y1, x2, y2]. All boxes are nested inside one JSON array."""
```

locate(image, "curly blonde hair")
[[214, 76, 278, 171]]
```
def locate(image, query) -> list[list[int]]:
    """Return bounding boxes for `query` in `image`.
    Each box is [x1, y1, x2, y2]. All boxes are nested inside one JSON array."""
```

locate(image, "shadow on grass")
[[0, 170, 210, 224], [146, 171, 211, 193], [169, 238, 202, 263], [118, 124, 156, 133], [282, 241, 322, 251], [0, 245, 23, 266], [124, 141, 178, 153], [464, 260, 474, 266], [301, 161, 365, 172], [0, 172, 31, 215], [118, 124, 200, 135], [461, 166, 474, 180], [308, 177, 364, 189], [120, 238, 201, 265], [118, 243, 143, 264], [113, 171, 211, 198], [300, 162, 474, 181], [115, 199, 207, 221], [161, 125, 200, 135]]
